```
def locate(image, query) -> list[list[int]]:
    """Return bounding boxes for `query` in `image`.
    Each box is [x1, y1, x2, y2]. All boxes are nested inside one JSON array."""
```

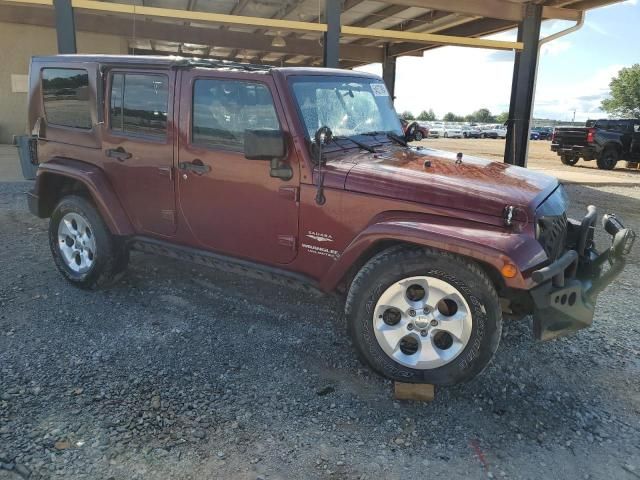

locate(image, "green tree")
[[443, 112, 464, 122], [601, 64, 640, 118], [417, 109, 436, 121], [400, 111, 415, 120], [495, 111, 509, 123], [471, 108, 494, 123]]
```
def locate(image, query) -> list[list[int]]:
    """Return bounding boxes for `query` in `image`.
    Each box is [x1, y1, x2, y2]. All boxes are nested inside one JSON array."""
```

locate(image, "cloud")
[[540, 39, 572, 56], [357, 46, 516, 119], [533, 65, 622, 120], [585, 19, 615, 37], [486, 50, 515, 63]]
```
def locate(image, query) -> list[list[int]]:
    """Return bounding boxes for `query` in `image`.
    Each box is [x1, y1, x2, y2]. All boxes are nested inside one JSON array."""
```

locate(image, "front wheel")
[[345, 246, 502, 385], [444, 132, 449, 138], [49, 195, 129, 289], [415, 131, 423, 141]]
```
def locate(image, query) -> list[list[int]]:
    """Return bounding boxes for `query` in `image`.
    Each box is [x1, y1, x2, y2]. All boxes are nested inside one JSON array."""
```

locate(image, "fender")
[[599, 140, 623, 154], [319, 212, 547, 292], [30, 157, 134, 236]]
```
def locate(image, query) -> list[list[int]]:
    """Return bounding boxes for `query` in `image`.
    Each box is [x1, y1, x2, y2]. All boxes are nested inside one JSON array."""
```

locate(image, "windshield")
[[289, 75, 403, 139]]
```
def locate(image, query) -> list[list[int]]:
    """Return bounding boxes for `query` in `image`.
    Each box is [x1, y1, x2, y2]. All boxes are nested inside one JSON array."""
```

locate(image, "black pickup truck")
[[551, 119, 640, 169]]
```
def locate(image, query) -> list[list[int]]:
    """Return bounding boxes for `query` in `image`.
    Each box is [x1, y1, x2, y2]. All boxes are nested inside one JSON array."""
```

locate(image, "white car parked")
[[428, 124, 445, 138], [443, 125, 463, 138]]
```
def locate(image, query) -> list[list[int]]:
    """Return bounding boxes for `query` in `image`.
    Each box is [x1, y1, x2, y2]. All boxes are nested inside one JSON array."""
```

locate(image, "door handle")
[[179, 159, 211, 175], [105, 147, 132, 161]]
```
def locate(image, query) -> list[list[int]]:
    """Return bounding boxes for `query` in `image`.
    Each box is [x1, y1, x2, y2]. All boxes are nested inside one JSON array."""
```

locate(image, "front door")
[[102, 69, 176, 237], [176, 70, 299, 265]]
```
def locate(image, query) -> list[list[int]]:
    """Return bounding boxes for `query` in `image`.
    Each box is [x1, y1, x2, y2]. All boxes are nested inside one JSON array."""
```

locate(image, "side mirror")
[[244, 129, 286, 160], [244, 129, 292, 181]]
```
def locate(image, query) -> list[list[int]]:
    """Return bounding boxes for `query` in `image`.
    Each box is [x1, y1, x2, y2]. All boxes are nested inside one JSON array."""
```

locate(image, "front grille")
[[538, 212, 568, 261]]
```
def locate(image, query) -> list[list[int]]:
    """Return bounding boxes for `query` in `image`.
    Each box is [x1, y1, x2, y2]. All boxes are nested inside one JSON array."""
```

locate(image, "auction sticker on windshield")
[[370, 83, 389, 96]]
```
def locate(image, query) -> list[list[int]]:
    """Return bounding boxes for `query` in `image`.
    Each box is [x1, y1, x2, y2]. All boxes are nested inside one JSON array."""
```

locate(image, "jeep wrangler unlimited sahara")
[[25, 55, 635, 386]]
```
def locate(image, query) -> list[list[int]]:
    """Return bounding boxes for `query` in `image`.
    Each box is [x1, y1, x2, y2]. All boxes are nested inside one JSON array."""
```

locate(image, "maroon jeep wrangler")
[[25, 55, 635, 386]]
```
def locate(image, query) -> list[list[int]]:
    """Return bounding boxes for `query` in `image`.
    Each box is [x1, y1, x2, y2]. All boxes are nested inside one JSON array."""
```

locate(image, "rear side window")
[[110, 73, 168, 138], [42, 68, 92, 129], [192, 79, 279, 151]]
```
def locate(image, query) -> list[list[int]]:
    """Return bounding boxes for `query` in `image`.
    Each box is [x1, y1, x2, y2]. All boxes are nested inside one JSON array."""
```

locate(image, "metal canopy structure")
[[0, 0, 624, 166]]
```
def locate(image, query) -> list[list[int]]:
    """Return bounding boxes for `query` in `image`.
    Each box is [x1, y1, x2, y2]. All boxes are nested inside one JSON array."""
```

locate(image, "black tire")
[[560, 154, 579, 166], [597, 147, 619, 170], [444, 132, 449, 138], [415, 131, 423, 141], [345, 246, 502, 385], [49, 195, 129, 289]]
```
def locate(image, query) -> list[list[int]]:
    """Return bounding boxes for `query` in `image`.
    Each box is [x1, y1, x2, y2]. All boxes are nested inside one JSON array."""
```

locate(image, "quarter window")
[[110, 73, 168, 137], [192, 79, 279, 150], [42, 68, 92, 129]]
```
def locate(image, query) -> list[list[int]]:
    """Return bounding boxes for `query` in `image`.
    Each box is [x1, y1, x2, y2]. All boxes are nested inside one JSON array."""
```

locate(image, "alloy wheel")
[[57, 212, 97, 274], [373, 276, 473, 369]]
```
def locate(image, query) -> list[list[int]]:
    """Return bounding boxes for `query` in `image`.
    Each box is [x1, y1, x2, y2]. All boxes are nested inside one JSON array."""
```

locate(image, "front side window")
[[289, 75, 403, 139], [42, 68, 92, 129], [192, 79, 280, 151], [110, 73, 168, 137]]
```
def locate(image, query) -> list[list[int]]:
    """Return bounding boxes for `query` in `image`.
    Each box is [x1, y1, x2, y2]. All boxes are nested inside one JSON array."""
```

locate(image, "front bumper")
[[530, 207, 635, 341]]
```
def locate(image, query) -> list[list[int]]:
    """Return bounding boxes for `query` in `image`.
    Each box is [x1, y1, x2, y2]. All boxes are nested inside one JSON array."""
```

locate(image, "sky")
[[356, 0, 639, 122]]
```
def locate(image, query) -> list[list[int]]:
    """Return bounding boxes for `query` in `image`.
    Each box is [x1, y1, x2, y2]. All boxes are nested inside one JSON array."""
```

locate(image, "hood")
[[343, 147, 558, 218]]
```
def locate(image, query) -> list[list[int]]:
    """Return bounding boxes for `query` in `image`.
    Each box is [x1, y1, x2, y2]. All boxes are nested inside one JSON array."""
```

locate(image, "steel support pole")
[[382, 43, 397, 100], [323, 0, 340, 68], [504, 3, 542, 167], [53, 0, 77, 54]]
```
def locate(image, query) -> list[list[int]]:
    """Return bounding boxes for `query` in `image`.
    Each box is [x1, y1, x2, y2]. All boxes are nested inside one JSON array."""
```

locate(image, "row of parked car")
[[400, 118, 555, 141]]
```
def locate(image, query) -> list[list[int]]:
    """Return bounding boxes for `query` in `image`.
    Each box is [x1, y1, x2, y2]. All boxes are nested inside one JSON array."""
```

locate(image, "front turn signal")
[[501, 263, 518, 279]]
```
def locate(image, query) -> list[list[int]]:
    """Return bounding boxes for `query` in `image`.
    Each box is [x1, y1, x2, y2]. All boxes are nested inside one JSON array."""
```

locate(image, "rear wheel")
[[560, 154, 579, 166], [49, 195, 129, 289], [345, 246, 502, 385], [597, 147, 619, 170]]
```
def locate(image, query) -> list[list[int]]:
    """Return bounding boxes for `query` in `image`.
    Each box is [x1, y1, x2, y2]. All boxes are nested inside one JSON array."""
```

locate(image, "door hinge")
[[278, 186, 299, 202], [278, 235, 297, 250]]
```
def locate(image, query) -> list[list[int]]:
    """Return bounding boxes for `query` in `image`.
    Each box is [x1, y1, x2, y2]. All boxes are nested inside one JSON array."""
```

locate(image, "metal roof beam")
[[388, 17, 513, 57], [0, 3, 384, 62], [377, 1, 580, 22]]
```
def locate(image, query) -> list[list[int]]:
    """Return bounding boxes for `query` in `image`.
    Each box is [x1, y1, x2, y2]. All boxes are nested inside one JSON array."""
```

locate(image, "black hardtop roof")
[[31, 54, 381, 79]]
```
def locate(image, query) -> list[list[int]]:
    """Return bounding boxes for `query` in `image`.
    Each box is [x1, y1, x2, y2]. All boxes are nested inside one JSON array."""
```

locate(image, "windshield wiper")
[[361, 131, 407, 147], [332, 135, 377, 153]]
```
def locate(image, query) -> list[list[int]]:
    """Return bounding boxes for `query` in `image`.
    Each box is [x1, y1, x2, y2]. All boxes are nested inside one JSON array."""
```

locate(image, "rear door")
[[102, 68, 177, 237], [176, 69, 300, 265]]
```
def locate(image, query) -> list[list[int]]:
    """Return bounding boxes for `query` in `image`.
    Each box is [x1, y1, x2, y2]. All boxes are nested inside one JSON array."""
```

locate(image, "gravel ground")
[[1, 181, 639, 480]]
